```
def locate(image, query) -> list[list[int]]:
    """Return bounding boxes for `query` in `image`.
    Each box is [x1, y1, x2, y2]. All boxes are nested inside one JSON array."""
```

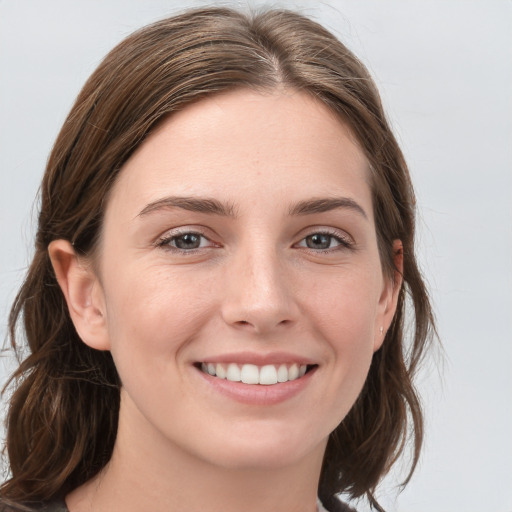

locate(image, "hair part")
[[2, 7, 435, 511]]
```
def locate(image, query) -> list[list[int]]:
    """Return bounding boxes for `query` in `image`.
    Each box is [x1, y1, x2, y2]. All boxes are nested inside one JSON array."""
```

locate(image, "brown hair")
[[1, 7, 435, 511]]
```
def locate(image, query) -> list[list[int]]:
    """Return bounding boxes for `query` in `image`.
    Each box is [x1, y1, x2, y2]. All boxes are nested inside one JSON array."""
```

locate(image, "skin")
[[50, 88, 402, 512]]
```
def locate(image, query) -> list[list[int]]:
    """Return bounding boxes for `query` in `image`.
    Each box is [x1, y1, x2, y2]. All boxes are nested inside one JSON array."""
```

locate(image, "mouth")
[[197, 362, 317, 385]]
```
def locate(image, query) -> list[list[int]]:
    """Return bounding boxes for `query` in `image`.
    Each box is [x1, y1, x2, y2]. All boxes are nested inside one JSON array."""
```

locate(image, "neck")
[[67, 393, 326, 512]]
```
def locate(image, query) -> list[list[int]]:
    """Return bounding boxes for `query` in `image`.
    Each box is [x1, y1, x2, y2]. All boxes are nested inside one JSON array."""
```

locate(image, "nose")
[[220, 245, 299, 335]]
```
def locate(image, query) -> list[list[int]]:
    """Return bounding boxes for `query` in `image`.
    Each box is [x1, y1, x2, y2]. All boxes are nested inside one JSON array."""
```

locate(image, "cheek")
[[102, 263, 219, 370], [302, 265, 380, 343], [300, 267, 380, 410]]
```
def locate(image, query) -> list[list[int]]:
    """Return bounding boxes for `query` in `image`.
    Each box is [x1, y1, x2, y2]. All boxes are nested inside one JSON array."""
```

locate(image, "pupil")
[[176, 234, 200, 249], [307, 234, 330, 249]]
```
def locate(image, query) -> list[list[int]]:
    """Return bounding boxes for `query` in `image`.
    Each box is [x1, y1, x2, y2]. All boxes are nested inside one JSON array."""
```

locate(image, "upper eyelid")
[[155, 233, 205, 252], [295, 234, 352, 251], [296, 226, 354, 243], [156, 225, 216, 242], [156, 231, 218, 253], [154, 225, 354, 246]]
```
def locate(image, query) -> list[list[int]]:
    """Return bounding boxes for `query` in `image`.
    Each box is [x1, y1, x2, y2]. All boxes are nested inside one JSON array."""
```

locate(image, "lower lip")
[[195, 366, 317, 405]]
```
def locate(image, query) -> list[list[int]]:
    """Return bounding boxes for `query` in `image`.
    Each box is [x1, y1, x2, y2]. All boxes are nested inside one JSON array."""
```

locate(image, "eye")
[[296, 231, 352, 251], [158, 231, 214, 251]]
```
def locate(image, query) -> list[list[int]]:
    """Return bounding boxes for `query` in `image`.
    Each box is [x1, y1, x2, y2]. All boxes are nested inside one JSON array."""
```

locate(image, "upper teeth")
[[200, 363, 308, 385]]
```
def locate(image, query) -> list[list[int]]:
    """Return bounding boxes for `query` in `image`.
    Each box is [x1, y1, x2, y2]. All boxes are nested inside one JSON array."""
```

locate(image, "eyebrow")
[[288, 197, 368, 220], [138, 195, 367, 220], [138, 196, 237, 217]]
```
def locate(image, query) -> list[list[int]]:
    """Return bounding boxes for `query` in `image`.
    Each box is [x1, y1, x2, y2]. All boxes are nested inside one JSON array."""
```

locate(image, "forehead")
[[107, 88, 372, 218]]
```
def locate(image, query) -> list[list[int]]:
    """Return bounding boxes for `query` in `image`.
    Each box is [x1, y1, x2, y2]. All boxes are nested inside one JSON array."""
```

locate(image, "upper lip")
[[195, 351, 317, 366]]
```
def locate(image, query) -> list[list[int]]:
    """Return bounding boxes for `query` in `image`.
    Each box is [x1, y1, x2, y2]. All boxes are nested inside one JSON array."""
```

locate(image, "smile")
[[199, 362, 313, 385]]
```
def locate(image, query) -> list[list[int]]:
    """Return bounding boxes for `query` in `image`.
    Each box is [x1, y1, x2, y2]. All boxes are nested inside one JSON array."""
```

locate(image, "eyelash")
[[157, 230, 215, 253], [156, 228, 354, 254], [294, 230, 353, 252]]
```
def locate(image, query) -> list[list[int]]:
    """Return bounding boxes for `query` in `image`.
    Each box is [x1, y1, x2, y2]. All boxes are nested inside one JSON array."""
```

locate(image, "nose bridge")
[[221, 237, 297, 333]]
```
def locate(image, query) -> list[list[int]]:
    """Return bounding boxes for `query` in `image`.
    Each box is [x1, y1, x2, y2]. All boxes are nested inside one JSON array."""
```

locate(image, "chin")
[[195, 425, 328, 471]]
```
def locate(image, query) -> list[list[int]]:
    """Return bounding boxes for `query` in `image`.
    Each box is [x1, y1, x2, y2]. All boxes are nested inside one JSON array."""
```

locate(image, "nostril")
[[234, 320, 251, 327]]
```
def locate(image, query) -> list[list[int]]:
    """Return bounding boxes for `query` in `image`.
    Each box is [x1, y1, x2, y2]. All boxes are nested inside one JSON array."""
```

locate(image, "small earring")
[[379, 326, 384, 335]]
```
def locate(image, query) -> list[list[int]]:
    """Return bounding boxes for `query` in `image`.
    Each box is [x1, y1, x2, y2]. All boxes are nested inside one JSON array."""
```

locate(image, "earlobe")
[[374, 239, 404, 352], [48, 240, 110, 351]]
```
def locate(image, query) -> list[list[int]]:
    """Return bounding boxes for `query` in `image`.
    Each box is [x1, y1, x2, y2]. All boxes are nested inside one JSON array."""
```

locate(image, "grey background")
[[1, 1, 511, 511]]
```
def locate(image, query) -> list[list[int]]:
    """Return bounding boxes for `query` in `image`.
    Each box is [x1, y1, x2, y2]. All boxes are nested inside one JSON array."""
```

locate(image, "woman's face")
[[89, 89, 399, 470]]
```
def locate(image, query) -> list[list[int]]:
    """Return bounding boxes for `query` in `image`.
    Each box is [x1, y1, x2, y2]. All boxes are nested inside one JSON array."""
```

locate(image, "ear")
[[374, 239, 403, 352], [48, 240, 110, 351]]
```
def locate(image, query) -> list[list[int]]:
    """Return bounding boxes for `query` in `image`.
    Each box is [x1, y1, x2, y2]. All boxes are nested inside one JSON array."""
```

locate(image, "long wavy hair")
[[1, 7, 435, 511]]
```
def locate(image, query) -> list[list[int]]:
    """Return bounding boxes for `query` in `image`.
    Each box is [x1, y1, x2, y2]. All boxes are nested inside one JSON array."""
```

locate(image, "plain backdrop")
[[1, 1, 511, 511]]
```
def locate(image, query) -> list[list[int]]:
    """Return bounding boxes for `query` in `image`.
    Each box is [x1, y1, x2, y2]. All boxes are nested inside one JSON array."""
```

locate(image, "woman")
[[1, 7, 435, 512]]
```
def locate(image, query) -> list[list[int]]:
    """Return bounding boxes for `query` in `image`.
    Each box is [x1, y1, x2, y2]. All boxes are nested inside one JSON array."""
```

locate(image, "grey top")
[[41, 503, 68, 512], [2, 497, 356, 511]]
